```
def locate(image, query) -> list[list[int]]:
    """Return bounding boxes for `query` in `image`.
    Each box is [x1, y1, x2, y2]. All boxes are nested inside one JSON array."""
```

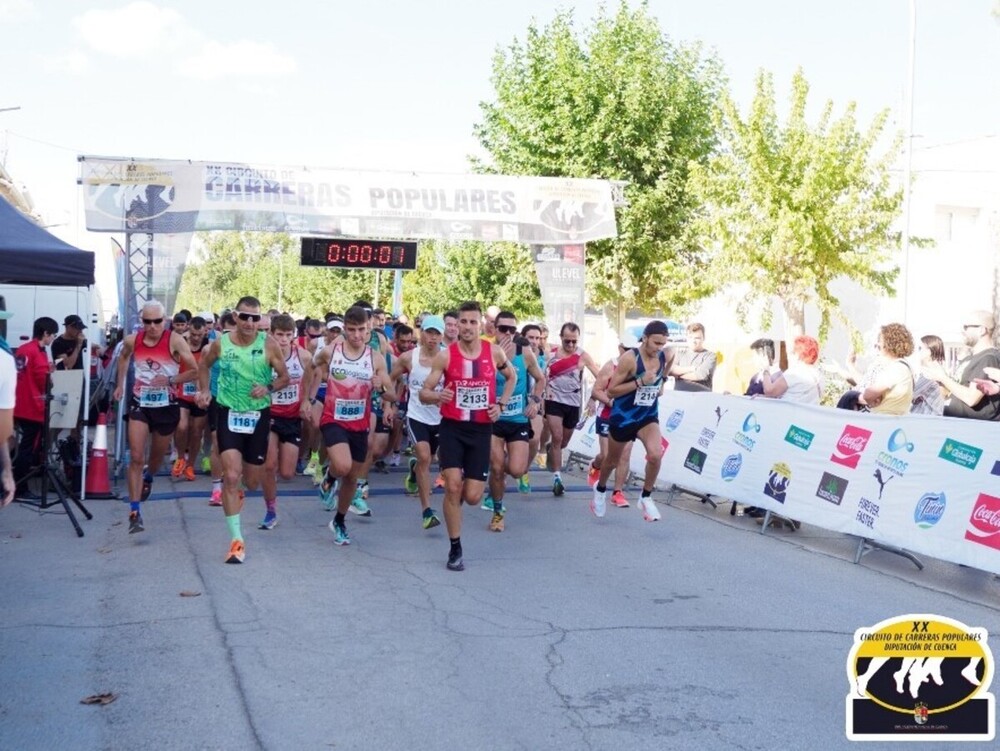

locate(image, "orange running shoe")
[[183, 464, 196, 481], [225, 539, 245, 564], [611, 490, 630, 508], [171, 458, 187, 478]]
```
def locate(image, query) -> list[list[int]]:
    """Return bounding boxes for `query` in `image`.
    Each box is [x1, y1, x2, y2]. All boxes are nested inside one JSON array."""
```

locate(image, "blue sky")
[[1, 0, 997, 306]]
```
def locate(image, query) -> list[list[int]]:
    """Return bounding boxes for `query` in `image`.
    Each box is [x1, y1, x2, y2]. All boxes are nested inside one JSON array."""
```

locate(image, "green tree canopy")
[[688, 68, 903, 341], [474, 1, 726, 329]]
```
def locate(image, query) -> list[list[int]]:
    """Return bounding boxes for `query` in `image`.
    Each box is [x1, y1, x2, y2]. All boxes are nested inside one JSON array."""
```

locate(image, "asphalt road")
[[1, 462, 997, 750]]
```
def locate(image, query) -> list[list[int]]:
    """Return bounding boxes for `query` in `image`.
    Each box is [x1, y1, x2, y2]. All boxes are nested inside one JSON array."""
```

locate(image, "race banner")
[[533, 244, 586, 333], [567, 390, 1000, 576], [78, 157, 618, 244]]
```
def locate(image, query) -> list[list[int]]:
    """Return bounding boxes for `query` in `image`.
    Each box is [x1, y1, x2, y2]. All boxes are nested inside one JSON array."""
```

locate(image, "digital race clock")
[[300, 237, 418, 270]]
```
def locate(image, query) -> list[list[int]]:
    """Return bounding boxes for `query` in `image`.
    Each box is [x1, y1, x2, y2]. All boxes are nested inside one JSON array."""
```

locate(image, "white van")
[[0, 284, 103, 346]]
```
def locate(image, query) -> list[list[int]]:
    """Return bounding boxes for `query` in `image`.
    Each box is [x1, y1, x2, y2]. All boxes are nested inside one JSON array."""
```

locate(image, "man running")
[[420, 301, 515, 571], [312, 305, 397, 547], [259, 314, 313, 530], [518, 323, 546, 492], [587, 337, 636, 508], [591, 321, 673, 522], [171, 316, 210, 481], [113, 301, 198, 533], [483, 311, 545, 531], [391, 315, 446, 530], [543, 322, 599, 496], [196, 296, 289, 563]]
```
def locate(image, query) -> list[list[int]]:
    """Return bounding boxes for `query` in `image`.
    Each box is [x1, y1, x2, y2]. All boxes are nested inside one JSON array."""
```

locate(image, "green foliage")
[[473, 1, 725, 319], [688, 68, 904, 341], [402, 241, 544, 319]]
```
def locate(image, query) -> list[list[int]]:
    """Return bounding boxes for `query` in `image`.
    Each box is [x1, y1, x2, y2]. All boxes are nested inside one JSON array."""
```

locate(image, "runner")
[[304, 316, 342, 484], [171, 316, 210, 482], [591, 321, 673, 522], [587, 337, 636, 508], [312, 305, 397, 546], [196, 296, 290, 563], [387, 324, 416, 466], [390, 315, 446, 530], [259, 314, 313, 530], [419, 301, 516, 571], [543, 322, 599, 496], [442, 310, 459, 348], [113, 301, 198, 534], [206, 311, 237, 505], [482, 311, 545, 532], [518, 323, 546, 492]]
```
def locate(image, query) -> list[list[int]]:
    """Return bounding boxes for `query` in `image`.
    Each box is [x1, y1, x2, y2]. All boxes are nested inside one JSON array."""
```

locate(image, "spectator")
[[0, 310, 16, 508], [744, 338, 779, 396], [925, 310, 1000, 420], [672, 322, 717, 390], [911, 335, 947, 415], [51, 314, 87, 371], [12, 316, 58, 499], [859, 323, 914, 415], [765, 336, 823, 404]]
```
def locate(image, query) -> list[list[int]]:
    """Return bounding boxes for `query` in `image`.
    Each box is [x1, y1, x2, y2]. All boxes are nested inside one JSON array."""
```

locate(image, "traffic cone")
[[84, 413, 117, 500]]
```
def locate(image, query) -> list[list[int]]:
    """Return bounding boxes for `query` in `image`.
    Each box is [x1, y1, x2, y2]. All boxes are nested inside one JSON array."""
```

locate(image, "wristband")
[[266, 383, 274, 393]]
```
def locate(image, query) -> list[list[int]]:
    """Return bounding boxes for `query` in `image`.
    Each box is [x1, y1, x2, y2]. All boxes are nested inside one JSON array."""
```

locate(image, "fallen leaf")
[[97, 547, 112, 554], [9, 532, 22, 539], [80, 693, 118, 705], [111, 521, 122, 527], [179, 590, 202, 597]]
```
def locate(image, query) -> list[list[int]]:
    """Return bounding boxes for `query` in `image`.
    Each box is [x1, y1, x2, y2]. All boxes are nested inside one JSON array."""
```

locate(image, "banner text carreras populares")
[[78, 157, 618, 244], [567, 391, 1000, 576]]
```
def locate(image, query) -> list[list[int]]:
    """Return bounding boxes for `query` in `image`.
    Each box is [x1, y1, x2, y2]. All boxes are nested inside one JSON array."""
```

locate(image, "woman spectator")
[[744, 338, 779, 396], [760, 336, 823, 404], [860, 323, 914, 415], [910, 334, 946, 415]]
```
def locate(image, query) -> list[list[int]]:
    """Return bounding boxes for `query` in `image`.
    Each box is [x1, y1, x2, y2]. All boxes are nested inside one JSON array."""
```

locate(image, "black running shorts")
[[217, 405, 271, 465], [438, 419, 492, 480]]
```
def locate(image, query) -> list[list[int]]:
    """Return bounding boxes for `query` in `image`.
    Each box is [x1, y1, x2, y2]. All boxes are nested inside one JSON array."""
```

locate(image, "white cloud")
[[74, 1, 188, 58], [0, 0, 34, 22], [41, 50, 91, 76], [174, 40, 297, 80]]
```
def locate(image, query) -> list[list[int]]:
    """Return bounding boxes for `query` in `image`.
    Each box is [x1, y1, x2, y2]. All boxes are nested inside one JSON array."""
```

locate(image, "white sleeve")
[[0, 350, 16, 409]]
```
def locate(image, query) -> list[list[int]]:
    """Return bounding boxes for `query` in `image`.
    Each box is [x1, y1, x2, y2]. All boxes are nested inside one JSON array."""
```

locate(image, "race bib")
[[227, 410, 260, 434], [635, 384, 659, 407], [455, 383, 489, 411], [334, 399, 366, 421], [139, 386, 169, 408], [272, 383, 299, 406], [501, 393, 524, 417], [182, 381, 198, 397]]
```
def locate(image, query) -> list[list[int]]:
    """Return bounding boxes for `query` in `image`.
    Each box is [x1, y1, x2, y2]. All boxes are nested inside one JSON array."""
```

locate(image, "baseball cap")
[[966, 310, 995, 330], [620, 331, 640, 348], [420, 315, 445, 334], [326, 317, 344, 330], [197, 311, 215, 322], [64, 314, 87, 329]]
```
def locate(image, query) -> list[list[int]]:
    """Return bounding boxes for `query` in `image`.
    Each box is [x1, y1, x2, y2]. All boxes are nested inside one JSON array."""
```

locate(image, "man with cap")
[[926, 309, 1000, 420], [0, 309, 18, 508], [51, 314, 88, 372]]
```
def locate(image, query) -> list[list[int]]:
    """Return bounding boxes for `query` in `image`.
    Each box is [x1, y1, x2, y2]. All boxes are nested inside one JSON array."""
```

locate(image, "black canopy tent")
[[0, 194, 95, 286]]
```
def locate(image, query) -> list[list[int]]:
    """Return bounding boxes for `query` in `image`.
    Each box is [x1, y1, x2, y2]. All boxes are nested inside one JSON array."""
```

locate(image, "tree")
[[473, 1, 725, 331], [687, 68, 903, 341]]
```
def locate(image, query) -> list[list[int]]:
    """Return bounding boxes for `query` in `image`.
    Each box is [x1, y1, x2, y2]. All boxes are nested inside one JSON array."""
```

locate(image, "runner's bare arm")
[[195, 338, 221, 407], [171, 334, 198, 385], [582, 352, 601, 380], [265, 337, 290, 393], [607, 351, 643, 398], [420, 349, 452, 404], [113, 334, 136, 401], [388, 350, 411, 400], [591, 360, 615, 407], [493, 347, 516, 405]]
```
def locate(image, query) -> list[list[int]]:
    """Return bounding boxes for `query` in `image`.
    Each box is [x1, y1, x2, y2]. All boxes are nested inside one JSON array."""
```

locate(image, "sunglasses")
[[562, 338, 578, 345], [236, 312, 262, 322], [142, 318, 164, 325], [497, 325, 518, 335]]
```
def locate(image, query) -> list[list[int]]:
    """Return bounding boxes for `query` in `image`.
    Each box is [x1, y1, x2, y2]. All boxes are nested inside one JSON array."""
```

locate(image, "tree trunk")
[[782, 297, 806, 341]]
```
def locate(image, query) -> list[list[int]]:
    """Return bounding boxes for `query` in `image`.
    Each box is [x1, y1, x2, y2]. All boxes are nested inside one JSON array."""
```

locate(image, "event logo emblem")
[[763, 462, 791, 504], [846, 613, 995, 741], [784, 425, 814, 451], [684, 447, 707, 475], [939, 439, 983, 470], [733, 413, 761, 452], [888, 428, 915, 454], [831, 425, 873, 469], [665, 409, 684, 433], [816, 472, 848, 506], [914, 492, 947, 529], [965, 493, 1000, 552], [720, 453, 743, 482], [534, 197, 609, 237], [714, 406, 728, 427]]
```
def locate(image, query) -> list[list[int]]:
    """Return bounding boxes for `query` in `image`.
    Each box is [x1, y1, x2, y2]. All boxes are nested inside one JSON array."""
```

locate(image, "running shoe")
[[446, 547, 464, 571], [319, 475, 337, 512], [480, 494, 494, 511], [404, 458, 418, 494], [183, 464, 196, 482], [141, 470, 154, 501], [225, 539, 245, 563], [638, 496, 661, 522], [259, 510, 278, 530], [349, 486, 372, 516], [171, 458, 186, 478], [295, 458, 306, 475], [301, 455, 316, 476], [587, 466, 600, 487], [518, 473, 531, 493], [209, 488, 223, 506], [329, 519, 351, 546], [200, 456, 211, 474], [489, 511, 505, 533], [611, 490, 630, 508], [590, 488, 607, 518], [552, 477, 565, 497], [373, 459, 388, 474], [312, 461, 325, 486], [422, 508, 442, 530], [128, 510, 144, 534], [434, 474, 445, 489], [389, 452, 401, 467]]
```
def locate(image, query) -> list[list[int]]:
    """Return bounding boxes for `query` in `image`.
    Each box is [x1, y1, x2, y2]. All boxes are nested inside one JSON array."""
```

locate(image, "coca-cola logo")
[[965, 493, 1000, 551], [830, 425, 873, 469]]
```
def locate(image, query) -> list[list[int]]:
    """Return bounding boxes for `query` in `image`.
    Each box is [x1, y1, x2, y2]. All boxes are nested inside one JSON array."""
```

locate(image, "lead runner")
[[419, 301, 516, 571]]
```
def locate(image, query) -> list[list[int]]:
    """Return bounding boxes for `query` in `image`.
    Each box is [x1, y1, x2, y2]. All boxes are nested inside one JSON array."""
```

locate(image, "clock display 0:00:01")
[[300, 237, 418, 270]]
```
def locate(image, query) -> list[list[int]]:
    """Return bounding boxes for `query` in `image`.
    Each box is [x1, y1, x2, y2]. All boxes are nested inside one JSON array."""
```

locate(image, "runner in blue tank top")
[[591, 320, 674, 523]]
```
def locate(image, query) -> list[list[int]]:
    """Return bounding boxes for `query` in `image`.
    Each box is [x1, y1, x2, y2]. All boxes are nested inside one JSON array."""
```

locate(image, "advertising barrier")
[[567, 391, 1000, 576]]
